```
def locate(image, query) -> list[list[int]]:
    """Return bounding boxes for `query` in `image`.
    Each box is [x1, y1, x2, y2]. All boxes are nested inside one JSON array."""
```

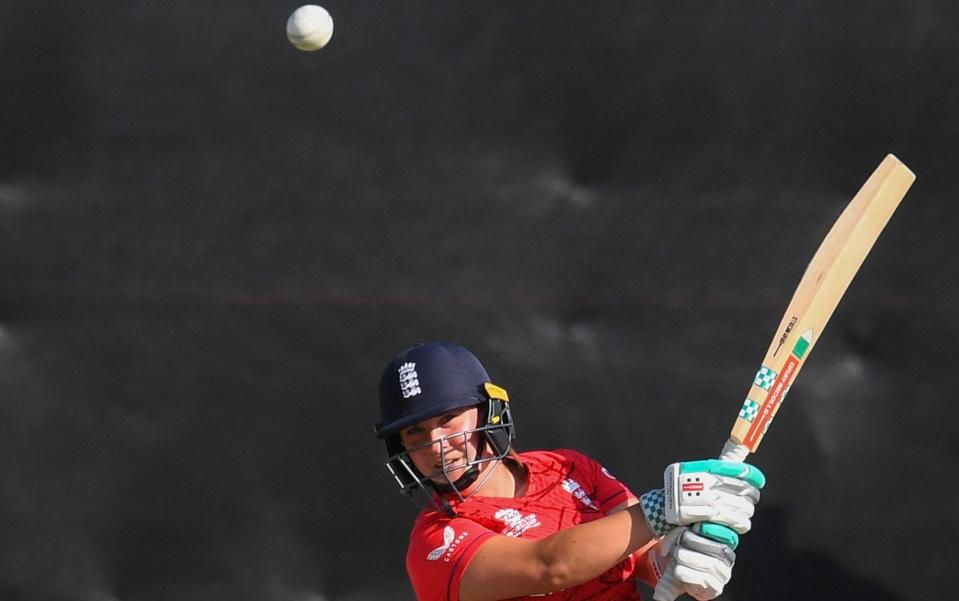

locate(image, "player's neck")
[[508, 458, 529, 497], [461, 457, 528, 499]]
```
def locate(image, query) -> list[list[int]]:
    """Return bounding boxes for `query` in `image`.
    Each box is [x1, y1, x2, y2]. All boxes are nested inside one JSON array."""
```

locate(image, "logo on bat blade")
[[772, 316, 798, 357], [745, 354, 799, 447], [791, 329, 813, 359]]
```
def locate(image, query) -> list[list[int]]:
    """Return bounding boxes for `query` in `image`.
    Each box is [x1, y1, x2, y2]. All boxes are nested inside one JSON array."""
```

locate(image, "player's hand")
[[639, 459, 765, 539], [649, 527, 736, 601]]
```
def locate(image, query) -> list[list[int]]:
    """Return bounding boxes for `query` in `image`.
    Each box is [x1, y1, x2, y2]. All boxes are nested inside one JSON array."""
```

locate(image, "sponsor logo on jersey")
[[563, 478, 598, 509], [398, 362, 421, 398], [494, 508, 541, 537], [426, 525, 469, 562]]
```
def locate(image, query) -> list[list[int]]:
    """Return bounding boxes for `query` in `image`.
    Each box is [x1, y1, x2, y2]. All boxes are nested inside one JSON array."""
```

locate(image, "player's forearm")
[[534, 504, 655, 588]]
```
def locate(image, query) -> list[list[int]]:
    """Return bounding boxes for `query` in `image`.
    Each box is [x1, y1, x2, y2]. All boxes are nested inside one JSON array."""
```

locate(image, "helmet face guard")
[[383, 397, 514, 508]]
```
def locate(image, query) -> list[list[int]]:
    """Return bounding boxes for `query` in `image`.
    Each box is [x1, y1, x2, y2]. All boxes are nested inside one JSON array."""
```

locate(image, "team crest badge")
[[398, 362, 421, 398]]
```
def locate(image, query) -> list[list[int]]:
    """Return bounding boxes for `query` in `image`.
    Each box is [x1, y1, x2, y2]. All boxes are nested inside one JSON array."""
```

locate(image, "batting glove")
[[649, 527, 737, 601], [640, 459, 765, 540]]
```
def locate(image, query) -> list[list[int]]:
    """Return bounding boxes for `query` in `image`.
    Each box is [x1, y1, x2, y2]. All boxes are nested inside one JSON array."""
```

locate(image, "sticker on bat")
[[739, 399, 761, 422], [744, 354, 800, 448], [791, 329, 813, 359], [753, 366, 777, 391], [773, 316, 798, 357]]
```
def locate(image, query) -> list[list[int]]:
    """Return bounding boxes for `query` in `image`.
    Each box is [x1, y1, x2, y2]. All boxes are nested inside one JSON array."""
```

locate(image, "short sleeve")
[[406, 515, 497, 601], [558, 448, 637, 514]]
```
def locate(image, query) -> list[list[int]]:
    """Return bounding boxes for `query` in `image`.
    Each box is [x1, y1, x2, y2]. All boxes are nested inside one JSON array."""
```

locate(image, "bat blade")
[[721, 154, 916, 461], [653, 155, 915, 601]]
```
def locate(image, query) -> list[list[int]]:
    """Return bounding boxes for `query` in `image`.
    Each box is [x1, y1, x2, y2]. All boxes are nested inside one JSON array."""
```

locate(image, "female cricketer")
[[374, 342, 765, 601]]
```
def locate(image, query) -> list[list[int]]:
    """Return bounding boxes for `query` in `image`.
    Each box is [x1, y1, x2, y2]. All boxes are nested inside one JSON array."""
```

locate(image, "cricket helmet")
[[374, 342, 514, 508]]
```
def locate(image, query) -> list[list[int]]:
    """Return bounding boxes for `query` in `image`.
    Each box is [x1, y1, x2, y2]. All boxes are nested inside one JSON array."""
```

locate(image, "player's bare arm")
[[458, 503, 657, 601], [458, 458, 762, 601]]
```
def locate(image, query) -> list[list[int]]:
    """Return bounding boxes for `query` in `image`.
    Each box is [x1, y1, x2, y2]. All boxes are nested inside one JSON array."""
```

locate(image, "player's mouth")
[[436, 458, 461, 470], [434, 457, 467, 474]]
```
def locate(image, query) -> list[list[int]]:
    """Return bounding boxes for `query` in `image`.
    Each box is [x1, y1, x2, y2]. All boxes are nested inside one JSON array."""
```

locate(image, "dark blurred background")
[[2, 1, 957, 600]]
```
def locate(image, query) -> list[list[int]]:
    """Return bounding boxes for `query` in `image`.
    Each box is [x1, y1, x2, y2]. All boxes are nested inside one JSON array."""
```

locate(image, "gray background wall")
[[2, 1, 957, 600]]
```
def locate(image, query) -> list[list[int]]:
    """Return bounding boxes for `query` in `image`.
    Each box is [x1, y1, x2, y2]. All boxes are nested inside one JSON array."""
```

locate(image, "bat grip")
[[652, 439, 752, 601], [718, 438, 750, 462]]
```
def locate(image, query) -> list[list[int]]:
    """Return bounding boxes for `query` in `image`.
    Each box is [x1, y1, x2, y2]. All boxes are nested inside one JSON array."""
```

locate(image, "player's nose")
[[435, 433, 454, 452], [423, 430, 450, 454]]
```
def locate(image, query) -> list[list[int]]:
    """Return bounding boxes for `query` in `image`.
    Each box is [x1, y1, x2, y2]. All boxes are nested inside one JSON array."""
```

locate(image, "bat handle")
[[652, 439, 752, 601], [718, 438, 750, 462]]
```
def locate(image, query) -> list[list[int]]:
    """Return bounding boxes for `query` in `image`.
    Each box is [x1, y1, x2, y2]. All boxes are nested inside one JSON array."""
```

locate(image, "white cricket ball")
[[286, 5, 334, 52]]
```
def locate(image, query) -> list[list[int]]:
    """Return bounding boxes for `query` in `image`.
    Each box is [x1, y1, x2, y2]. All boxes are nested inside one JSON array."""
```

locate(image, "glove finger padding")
[[664, 529, 736, 601], [691, 522, 739, 550]]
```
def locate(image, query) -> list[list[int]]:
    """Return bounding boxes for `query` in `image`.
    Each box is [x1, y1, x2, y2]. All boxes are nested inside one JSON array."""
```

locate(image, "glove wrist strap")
[[639, 488, 670, 537]]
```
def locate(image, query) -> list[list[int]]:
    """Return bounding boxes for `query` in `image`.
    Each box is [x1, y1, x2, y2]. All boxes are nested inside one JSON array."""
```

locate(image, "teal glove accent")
[[693, 522, 740, 550], [679, 459, 766, 489]]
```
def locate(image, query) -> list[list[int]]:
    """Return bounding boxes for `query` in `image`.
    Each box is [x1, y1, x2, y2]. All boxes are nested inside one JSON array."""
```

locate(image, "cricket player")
[[375, 342, 765, 601]]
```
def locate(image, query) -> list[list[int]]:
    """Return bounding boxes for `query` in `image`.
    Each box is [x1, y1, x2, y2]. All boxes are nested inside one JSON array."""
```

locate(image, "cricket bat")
[[654, 154, 916, 601], [718, 154, 915, 462]]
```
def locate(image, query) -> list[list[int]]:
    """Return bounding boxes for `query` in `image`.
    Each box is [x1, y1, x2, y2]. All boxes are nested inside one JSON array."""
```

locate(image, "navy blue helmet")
[[375, 342, 515, 510]]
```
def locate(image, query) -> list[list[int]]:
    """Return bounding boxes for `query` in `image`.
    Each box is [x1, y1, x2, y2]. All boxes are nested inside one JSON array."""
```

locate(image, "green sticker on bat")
[[753, 366, 777, 391], [792, 329, 813, 359], [739, 399, 760, 422]]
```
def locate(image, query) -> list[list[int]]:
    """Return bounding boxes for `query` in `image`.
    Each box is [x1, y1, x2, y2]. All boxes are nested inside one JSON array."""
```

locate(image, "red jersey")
[[405, 449, 656, 601]]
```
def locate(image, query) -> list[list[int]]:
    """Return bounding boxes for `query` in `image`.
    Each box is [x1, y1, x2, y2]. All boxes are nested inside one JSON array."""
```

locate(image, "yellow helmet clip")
[[484, 382, 509, 403]]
